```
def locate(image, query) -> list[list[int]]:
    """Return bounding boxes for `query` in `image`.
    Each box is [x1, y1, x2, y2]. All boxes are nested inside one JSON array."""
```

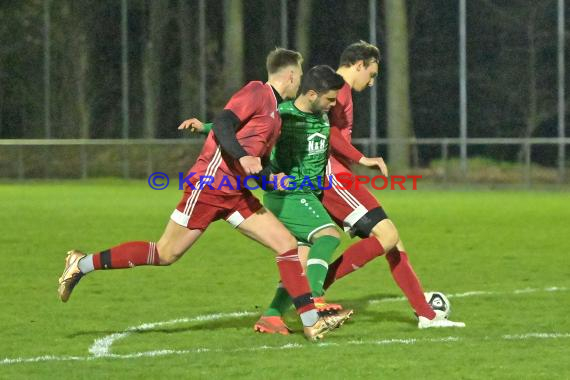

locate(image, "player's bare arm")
[[180, 112, 265, 175]]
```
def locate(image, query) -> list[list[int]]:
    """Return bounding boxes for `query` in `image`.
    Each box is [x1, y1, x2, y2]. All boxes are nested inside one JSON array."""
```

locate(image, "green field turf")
[[1, 180, 569, 379]]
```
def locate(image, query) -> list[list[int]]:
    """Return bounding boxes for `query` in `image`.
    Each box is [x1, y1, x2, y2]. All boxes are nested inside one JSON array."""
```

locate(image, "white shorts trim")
[[170, 209, 190, 227], [343, 205, 368, 233], [307, 223, 337, 242], [226, 211, 245, 228]]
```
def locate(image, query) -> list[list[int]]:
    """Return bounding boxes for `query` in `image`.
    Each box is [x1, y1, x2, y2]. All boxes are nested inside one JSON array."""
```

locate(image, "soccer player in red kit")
[[320, 41, 464, 328], [57, 48, 352, 340]]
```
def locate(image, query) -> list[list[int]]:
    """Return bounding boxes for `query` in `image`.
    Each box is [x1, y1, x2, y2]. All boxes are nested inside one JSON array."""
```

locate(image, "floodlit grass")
[[1, 180, 569, 378]]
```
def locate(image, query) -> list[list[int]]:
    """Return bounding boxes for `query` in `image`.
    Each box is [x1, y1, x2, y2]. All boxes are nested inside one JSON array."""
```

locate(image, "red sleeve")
[[224, 82, 263, 122], [329, 126, 364, 163]]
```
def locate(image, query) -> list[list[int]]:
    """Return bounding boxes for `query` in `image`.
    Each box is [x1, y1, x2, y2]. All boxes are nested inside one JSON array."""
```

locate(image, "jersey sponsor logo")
[[307, 132, 327, 156]]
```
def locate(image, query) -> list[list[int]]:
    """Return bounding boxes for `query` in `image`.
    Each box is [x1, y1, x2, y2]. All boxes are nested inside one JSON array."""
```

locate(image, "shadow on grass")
[[66, 292, 417, 338], [65, 314, 258, 339]]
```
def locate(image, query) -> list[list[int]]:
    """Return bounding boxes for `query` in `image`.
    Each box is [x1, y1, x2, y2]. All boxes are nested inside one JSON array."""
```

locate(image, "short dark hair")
[[266, 48, 303, 74], [339, 40, 380, 68], [300, 65, 345, 95]]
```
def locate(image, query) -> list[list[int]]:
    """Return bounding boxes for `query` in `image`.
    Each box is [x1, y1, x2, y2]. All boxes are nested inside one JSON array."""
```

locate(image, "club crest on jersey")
[[307, 132, 327, 155]]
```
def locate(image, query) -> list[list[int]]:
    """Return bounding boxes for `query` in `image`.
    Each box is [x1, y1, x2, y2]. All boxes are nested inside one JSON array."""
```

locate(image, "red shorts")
[[170, 188, 262, 231], [322, 157, 381, 233]]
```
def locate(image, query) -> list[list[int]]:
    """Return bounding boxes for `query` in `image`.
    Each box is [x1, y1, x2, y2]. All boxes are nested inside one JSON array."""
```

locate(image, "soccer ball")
[[425, 292, 451, 319]]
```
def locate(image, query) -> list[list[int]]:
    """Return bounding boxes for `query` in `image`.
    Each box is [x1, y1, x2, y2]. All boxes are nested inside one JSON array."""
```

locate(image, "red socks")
[[93, 241, 160, 269], [324, 237, 384, 289], [323, 237, 436, 320], [276, 248, 316, 314], [386, 249, 435, 319]]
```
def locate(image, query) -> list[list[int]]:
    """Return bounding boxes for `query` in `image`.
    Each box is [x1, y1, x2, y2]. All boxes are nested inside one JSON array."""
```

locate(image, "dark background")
[[0, 0, 568, 167]]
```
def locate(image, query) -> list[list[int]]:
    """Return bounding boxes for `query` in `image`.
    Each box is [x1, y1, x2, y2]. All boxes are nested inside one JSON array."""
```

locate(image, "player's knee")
[[274, 233, 297, 254], [156, 243, 183, 265], [158, 251, 179, 266], [326, 228, 341, 240], [371, 220, 399, 251]]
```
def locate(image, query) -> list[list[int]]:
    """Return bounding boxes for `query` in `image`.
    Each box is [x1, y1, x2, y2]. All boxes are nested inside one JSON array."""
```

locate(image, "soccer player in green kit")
[[254, 66, 348, 334], [181, 65, 349, 335]]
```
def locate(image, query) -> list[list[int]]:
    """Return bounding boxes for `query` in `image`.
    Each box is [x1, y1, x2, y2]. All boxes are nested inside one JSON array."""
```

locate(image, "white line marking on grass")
[[90, 311, 255, 357], [503, 333, 570, 340], [4, 333, 570, 365], [1, 355, 89, 365], [368, 286, 568, 304], [2, 286, 569, 366], [347, 336, 461, 346]]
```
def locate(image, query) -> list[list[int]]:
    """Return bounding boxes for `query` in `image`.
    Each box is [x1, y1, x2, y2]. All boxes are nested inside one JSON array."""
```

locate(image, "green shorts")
[[263, 191, 337, 245]]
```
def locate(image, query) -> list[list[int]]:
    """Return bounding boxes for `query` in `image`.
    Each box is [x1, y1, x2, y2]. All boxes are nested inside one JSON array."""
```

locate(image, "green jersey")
[[270, 100, 330, 193]]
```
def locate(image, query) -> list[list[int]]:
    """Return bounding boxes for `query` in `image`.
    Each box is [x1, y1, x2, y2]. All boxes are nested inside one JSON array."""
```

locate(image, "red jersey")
[[329, 82, 364, 168], [330, 82, 354, 144], [186, 81, 281, 194]]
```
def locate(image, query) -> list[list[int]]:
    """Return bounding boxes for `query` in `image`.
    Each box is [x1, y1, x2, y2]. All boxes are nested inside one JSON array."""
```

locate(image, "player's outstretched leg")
[[305, 229, 343, 310], [324, 218, 398, 288], [321, 217, 434, 318], [384, 240, 436, 320], [322, 217, 465, 328], [384, 240, 464, 327], [255, 232, 343, 335], [321, 216, 436, 318], [58, 220, 202, 302], [237, 208, 352, 340]]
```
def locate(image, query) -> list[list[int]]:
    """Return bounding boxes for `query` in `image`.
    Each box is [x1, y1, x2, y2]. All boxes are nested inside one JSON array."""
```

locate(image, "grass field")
[[1, 180, 569, 379]]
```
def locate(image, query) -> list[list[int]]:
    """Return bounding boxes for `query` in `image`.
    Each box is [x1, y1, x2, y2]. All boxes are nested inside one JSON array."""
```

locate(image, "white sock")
[[300, 309, 319, 327], [78, 255, 95, 274]]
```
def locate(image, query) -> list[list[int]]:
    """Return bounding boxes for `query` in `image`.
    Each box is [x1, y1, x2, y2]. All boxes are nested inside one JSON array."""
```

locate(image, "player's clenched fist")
[[272, 172, 289, 191], [178, 118, 205, 133], [239, 156, 262, 175]]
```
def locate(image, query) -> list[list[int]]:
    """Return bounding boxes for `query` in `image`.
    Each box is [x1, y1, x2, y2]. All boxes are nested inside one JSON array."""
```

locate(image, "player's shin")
[[275, 248, 319, 327], [386, 249, 436, 319], [324, 237, 384, 290], [78, 241, 161, 273], [264, 282, 293, 317], [306, 235, 340, 297]]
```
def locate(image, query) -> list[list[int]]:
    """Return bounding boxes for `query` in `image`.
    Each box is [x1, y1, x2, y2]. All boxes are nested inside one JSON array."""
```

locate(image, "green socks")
[[264, 283, 292, 316], [306, 235, 340, 297]]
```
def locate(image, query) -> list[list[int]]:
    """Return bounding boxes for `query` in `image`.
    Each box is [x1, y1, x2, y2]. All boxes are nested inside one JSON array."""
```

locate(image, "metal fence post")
[[523, 140, 531, 187], [459, 0, 468, 179], [199, 0, 207, 121], [121, 0, 130, 179], [280, 0, 288, 48], [43, 0, 51, 140], [17, 146, 24, 180], [558, 0, 566, 183], [80, 144, 88, 179], [441, 139, 449, 183], [147, 143, 154, 178], [369, 0, 378, 157], [122, 146, 130, 179]]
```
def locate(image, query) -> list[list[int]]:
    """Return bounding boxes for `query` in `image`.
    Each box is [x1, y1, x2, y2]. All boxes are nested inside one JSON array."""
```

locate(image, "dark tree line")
[[0, 0, 568, 166]]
